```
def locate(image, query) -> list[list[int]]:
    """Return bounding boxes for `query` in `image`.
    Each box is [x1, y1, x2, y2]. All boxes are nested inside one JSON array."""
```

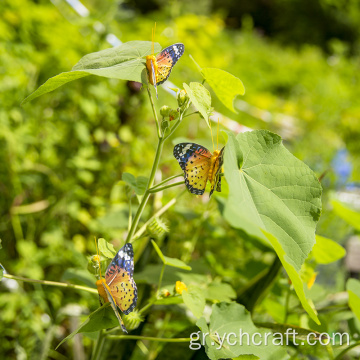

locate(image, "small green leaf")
[[151, 240, 191, 270], [22, 41, 161, 104], [197, 303, 289, 360], [122, 172, 148, 196], [183, 82, 211, 127], [347, 278, 360, 321], [312, 235, 346, 264], [201, 67, 245, 113], [56, 304, 117, 349], [98, 238, 116, 259], [331, 199, 360, 231], [204, 282, 236, 302], [223, 130, 322, 324], [151, 240, 166, 263], [163, 256, 192, 271], [182, 286, 206, 318]]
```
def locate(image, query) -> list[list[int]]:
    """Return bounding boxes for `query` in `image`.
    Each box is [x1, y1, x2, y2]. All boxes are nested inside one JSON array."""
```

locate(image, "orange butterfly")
[[146, 24, 184, 98], [95, 241, 137, 333]]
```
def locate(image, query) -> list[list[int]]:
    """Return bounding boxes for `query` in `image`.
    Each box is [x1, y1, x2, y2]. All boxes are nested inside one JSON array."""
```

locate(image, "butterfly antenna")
[[152, 22, 156, 56], [209, 119, 215, 152], [94, 237, 102, 279]]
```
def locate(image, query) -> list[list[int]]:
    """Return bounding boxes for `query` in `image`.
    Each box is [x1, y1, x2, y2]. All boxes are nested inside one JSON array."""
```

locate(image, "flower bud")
[[169, 109, 179, 121], [177, 89, 188, 107], [122, 310, 144, 331], [160, 105, 171, 117]]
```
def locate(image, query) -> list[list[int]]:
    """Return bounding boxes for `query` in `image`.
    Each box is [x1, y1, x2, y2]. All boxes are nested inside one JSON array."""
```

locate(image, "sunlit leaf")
[[182, 286, 205, 318], [201, 67, 245, 113], [331, 199, 360, 231], [312, 235, 346, 264], [98, 238, 116, 259], [183, 82, 211, 127], [347, 278, 360, 321], [22, 41, 161, 104], [223, 130, 322, 324], [204, 282, 236, 302], [197, 303, 289, 359]]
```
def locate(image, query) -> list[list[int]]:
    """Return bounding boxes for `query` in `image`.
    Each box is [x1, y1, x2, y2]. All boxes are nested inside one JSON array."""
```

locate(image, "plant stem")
[[182, 111, 199, 119], [91, 330, 106, 360], [106, 335, 191, 342], [164, 117, 182, 141], [132, 196, 179, 241], [150, 173, 183, 190], [148, 181, 184, 193], [334, 341, 360, 360], [125, 138, 164, 244], [284, 284, 291, 323], [147, 87, 162, 139], [157, 264, 166, 296], [3, 273, 98, 294]]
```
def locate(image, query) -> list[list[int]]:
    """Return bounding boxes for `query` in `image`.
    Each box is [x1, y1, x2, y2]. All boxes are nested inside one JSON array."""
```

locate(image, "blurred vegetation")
[[1, 0, 360, 359]]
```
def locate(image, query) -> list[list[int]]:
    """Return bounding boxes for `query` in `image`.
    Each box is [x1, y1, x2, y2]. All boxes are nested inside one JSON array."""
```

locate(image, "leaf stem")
[[151, 173, 183, 189], [157, 264, 166, 297], [3, 273, 98, 294], [91, 330, 106, 360], [148, 181, 184, 193], [125, 138, 165, 244], [106, 335, 191, 342], [147, 87, 162, 139]]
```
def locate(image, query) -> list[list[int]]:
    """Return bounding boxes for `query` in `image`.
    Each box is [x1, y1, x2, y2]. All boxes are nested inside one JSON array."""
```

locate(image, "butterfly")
[[146, 25, 184, 98], [95, 242, 137, 333], [173, 143, 225, 197]]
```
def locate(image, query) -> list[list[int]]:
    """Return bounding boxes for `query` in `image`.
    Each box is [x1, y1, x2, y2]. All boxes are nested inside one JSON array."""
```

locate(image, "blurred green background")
[[1, 0, 360, 359]]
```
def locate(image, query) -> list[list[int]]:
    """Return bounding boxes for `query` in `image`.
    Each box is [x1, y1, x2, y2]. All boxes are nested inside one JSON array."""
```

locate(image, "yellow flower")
[[175, 281, 187, 294]]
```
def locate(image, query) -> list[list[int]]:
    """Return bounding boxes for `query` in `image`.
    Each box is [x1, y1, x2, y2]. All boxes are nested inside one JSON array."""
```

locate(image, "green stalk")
[[147, 87, 162, 139], [91, 330, 106, 360], [3, 274, 98, 294], [106, 335, 190, 342], [157, 264, 166, 296], [148, 181, 184, 193], [150, 173, 183, 190], [125, 138, 164, 244]]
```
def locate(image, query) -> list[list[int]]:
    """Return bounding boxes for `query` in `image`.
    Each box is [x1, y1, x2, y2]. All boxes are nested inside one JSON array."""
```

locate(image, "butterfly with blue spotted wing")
[[146, 24, 184, 98], [173, 120, 224, 197], [95, 240, 137, 333]]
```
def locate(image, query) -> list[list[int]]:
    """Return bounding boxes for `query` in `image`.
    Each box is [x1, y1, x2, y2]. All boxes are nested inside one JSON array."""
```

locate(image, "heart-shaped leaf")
[[223, 130, 322, 323], [22, 41, 161, 104]]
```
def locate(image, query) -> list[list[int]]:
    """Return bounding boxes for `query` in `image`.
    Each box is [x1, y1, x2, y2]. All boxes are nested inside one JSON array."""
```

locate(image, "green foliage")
[[122, 172, 149, 196], [197, 303, 289, 359], [98, 238, 116, 259], [22, 41, 162, 104], [312, 235, 346, 264], [182, 286, 206, 318], [201, 68, 245, 113], [347, 279, 360, 322], [183, 82, 212, 126]]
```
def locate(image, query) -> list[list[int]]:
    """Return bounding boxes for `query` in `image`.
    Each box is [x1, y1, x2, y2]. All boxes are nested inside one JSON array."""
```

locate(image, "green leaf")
[[56, 304, 117, 349], [196, 303, 289, 360], [223, 130, 322, 324], [163, 256, 192, 271], [204, 282, 236, 302], [22, 41, 161, 104], [312, 235, 346, 264], [0, 265, 3, 280], [331, 199, 360, 231], [151, 240, 191, 270], [183, 82, 211, 127], [122, 172, 148, 196], [201, 67, 245, 113], [347, 279, 360, 321], [182, 286, 206, 318], [98, 238, 116, 259]]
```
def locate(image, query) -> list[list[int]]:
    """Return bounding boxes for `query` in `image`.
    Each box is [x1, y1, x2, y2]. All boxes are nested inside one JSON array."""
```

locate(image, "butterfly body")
[[173, 143, 224, 196], [95, 243, 137, 333], [146, 43, 185, 97]]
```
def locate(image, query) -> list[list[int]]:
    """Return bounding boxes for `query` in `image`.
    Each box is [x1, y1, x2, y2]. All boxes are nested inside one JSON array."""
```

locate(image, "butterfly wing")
[[105, 243, 137, 316], [155, 43, 185, 85], [210, 147, 225, 197], [173, 143, 212, 195], [102, 282, 128, 333]]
